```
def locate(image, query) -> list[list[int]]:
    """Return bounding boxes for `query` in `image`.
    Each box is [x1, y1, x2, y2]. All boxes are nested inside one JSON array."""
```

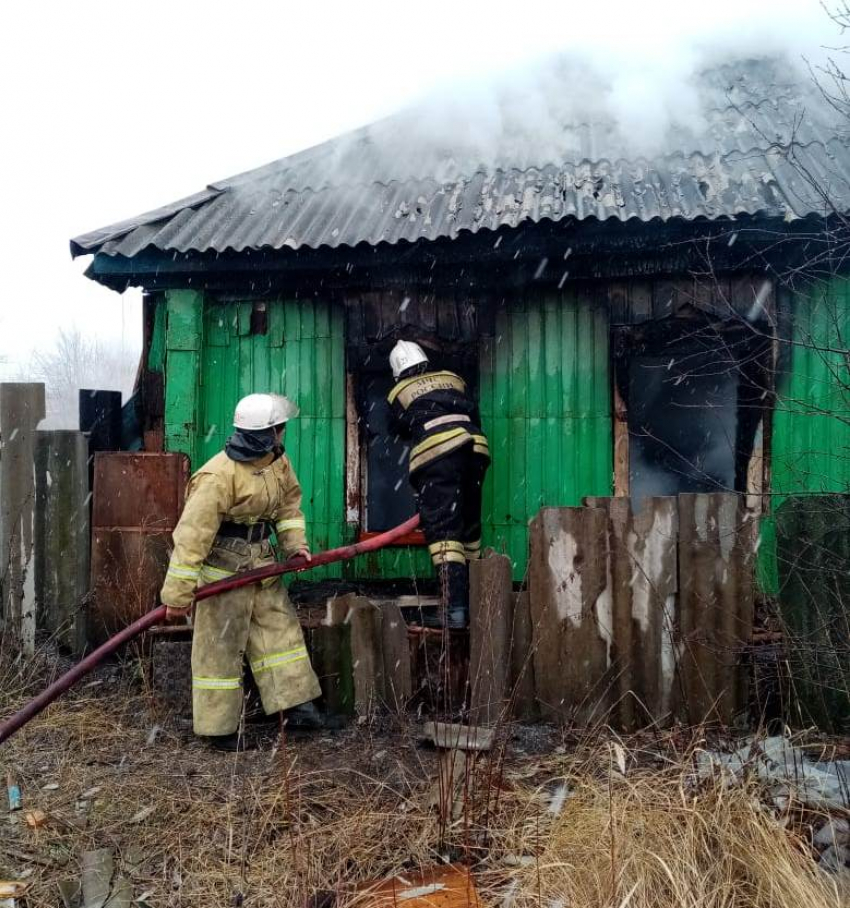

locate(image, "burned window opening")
[[249, 302, 268, 336], [614, 315, 772, 508]]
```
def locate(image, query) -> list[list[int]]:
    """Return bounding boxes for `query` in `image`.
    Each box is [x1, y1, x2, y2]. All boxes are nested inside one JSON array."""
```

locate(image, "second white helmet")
[[233, 393, 299, 430], [389, 340, 429, 380]]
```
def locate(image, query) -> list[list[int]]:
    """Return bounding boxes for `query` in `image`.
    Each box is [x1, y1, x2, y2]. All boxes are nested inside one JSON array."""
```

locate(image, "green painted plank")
[[269, 301, 286, 347], [164, 350, 199, 432], [204, 303, 230, 347], [166, 290, 204, 351], [147, 302, 167, 372], [236, 301, 252, 336], [283, 300, 302, 342], [252, 332, 270, 391]]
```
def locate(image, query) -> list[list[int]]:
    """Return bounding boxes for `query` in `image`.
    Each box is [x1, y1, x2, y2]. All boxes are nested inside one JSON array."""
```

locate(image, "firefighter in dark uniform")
[[387, 340, 490, 628]]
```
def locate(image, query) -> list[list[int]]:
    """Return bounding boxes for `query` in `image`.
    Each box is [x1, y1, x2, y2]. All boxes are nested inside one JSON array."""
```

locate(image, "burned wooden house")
[[68, 57, 850, 728]]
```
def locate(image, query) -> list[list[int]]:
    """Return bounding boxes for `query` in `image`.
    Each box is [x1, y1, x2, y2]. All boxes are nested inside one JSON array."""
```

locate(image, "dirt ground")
[[1, 651, 847, 908]]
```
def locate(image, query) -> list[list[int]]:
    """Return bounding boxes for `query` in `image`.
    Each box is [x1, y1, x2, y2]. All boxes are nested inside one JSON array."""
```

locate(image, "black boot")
[[206, 731, 255, 752], [281, 701, 325, 730], [438, 562, 470, 629]]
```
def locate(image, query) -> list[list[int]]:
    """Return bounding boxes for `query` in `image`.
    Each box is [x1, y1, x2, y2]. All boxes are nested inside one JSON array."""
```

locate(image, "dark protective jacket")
[[388, 369, 490, 473]]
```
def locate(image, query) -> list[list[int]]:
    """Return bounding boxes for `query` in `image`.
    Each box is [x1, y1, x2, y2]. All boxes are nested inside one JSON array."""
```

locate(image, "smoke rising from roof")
[[331, 2, 838, 180]]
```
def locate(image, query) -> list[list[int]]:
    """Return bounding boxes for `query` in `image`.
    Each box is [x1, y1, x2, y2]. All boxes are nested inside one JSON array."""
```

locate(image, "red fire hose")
[[0, 515, 420, 747]]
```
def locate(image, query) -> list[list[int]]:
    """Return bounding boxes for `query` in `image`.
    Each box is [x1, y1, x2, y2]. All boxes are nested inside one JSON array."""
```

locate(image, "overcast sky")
[[0, 0, 836, 377]]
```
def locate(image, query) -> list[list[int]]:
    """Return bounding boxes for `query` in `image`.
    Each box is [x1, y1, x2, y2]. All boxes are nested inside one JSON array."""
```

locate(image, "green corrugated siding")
[[480, 293, 613, 580], [760, 277, 850, 592], [163, 290, 612, 585], [164, 294, 346, 581]]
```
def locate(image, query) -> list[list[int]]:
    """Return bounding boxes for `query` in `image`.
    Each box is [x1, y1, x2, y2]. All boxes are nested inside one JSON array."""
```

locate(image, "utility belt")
[[216, 521, 273, 544]]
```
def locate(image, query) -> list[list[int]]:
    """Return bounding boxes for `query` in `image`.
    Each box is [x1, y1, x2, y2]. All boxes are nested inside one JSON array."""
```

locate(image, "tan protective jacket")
[[160, 450, 307, 610]]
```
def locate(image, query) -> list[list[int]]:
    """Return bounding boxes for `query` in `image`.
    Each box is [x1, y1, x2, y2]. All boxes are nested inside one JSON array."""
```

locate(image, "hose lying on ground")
[[0, 514, 421, 746]]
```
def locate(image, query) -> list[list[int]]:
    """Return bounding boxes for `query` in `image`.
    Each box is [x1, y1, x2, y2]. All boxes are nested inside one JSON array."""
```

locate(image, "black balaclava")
[[225, 426, 279, 462]]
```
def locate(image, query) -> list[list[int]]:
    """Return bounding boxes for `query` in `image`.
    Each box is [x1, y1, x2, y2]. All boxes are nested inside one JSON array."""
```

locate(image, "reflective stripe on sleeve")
[[192, 676, 242, 690], [423, 414, 471, 431], [199, 563, 237, 584], [275, 517, 306, 534], [166, 563, 201, 581], [250, 646, 309, 675]]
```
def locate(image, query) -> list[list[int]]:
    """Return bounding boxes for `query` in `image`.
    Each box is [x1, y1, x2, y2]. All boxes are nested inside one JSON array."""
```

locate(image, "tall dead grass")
[[0, 669, 846, 908]]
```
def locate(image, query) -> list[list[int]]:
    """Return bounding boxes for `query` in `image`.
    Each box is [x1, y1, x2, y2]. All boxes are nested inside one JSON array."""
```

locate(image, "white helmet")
[[233, 393, 299, 430], [389, 340, 429, 380]]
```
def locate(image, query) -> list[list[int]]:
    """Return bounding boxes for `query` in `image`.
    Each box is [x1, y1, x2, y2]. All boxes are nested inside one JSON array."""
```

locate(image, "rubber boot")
[[438, 562, 470, 629], [281, 700, 324, 730], [206, 731, 255, 752]]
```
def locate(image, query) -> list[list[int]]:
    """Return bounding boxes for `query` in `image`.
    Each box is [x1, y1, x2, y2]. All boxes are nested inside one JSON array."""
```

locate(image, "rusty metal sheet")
[[92, 452, 188, 530], [89, 452, 188, 645], [89, 530, 172, 645]]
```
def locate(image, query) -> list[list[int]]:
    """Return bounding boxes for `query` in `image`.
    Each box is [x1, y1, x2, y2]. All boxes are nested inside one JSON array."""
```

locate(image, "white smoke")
[[320, 0, 838, 180]]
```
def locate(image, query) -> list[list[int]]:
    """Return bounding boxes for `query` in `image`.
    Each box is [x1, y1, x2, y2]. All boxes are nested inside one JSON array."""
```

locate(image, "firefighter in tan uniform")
[[161, 393, 322, 751]]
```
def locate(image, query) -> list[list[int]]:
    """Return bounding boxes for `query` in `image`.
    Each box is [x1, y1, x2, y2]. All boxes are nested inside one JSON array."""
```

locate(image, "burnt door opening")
[[360, 371, 418, 532], [615, 318, 771, 508], [355, 349, 478, 533]]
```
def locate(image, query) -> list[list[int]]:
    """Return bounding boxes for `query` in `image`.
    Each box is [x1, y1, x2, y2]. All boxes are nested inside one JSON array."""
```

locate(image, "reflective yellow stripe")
[[409, 433, 472, 473], [428, 540, 465, 555], [472, 434, 490, 458], [387, 374, 423, 405], [411, 428, 469, 459], [192, 676, 242, 690], [199, 564, 237, 584], [464, 540, 482, 559], [167, 563, 201, 580], [250, 646, 308, 674], [432, 550, 468, 566], [275, 518, 306, 533]]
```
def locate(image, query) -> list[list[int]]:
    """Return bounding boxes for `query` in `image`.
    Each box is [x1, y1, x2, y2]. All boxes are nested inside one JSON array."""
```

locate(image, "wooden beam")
[[613, 380, 629, 497], [0, 383, 46, 656], [469, 552, 513, 725]]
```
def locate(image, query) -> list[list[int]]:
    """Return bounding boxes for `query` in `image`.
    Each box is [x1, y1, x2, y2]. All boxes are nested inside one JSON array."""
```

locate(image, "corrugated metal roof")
[[71, 57, 850, 260]]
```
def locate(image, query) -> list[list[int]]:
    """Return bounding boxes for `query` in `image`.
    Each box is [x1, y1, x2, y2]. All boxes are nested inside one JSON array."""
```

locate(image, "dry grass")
[[0, 651, 847, 908]]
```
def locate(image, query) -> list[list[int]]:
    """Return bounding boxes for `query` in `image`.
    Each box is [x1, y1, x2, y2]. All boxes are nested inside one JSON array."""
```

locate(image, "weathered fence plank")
[[35, 430, 90, 654], [529, 506, 615, 724], [380, 601, 412, 712], [0, 383, 46, 655], [326, 593, 383, 717], [527, 495, 754, 729], [587, 496, 678, 729], [510, 591, 536, 719], [469, 551, 513, 725], [677, 493, 754, 726]]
